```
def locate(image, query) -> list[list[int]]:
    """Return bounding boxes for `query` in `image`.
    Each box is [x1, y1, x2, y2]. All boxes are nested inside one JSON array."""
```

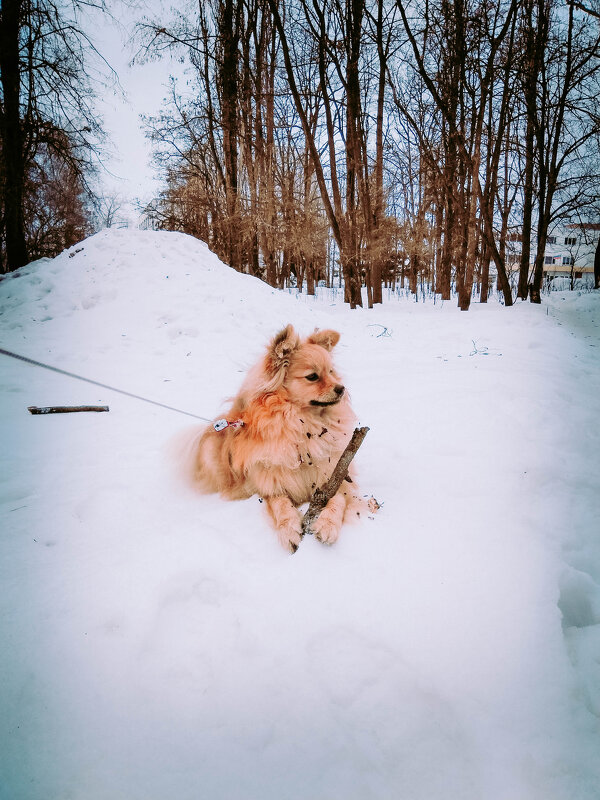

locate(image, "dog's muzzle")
[[310, 385, 345, 406]]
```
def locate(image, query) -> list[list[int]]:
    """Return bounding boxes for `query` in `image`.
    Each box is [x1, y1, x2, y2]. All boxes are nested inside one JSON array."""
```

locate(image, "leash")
[[0, 347, 213, 422]]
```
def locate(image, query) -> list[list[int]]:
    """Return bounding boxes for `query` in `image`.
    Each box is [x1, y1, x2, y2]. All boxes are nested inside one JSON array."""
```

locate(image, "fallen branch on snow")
[[28, 405, 109, 415]]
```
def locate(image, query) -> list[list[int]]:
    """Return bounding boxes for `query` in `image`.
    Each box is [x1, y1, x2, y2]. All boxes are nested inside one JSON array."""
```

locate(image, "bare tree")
[[527, 1, 600, 301], [395, 0, 518, 308], [1, 0, 29, 269], [0, 0, 106, 272], [267, 0, 385, 307], [138, 0, 600, 308], [94, 193, 125, 229]]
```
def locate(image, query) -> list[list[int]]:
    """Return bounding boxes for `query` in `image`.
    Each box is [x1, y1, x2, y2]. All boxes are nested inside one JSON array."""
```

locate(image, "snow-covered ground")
[[1, 229, 599, 800]]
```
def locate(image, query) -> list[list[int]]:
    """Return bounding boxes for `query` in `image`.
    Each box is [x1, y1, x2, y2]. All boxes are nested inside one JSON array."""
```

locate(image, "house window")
[[565, 237, 576, 245], [563, 256, 574, 265], [545, 256, 553, 264], [547, 236, 557, 244]]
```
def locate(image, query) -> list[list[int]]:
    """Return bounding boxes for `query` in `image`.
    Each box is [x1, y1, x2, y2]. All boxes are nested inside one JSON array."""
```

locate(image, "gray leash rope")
[[0, 347, 211, 422]]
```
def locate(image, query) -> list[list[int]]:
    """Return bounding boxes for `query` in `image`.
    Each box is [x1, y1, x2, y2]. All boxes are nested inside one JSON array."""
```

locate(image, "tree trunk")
[[0, 0, 29, 272], [529, 0, 573, 304], [371, 0, 388, 303], [370, 0, 386, 305], [344, 0, 365, 309], [518, 0, 542, 300], [306, 260, 315, 295], [459, 151, 481, 311], [518, 111, 536, 299], [218, 0, 241, 272]]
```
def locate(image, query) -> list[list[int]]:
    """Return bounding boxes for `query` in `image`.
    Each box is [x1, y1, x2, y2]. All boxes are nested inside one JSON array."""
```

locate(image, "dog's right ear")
[[268, 325, 300, 374], [242, 325, 301, 402]]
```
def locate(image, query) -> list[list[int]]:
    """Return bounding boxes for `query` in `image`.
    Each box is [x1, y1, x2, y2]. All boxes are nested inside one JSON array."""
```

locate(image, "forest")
[[1, 0, 600, 309]]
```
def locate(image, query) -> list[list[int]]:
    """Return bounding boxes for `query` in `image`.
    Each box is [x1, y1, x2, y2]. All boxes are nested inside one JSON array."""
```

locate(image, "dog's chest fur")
[[243, 402, 354, 504], [230, 394, 355, 497], [295, 413, 350, 466]]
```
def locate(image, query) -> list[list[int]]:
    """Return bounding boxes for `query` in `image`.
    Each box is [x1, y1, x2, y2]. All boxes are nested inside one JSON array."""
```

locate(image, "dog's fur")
[[185, 325, 363, 552]]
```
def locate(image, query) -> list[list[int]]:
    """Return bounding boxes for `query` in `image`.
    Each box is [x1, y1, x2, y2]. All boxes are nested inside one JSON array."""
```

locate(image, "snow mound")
[[1, 229, 599, 800]]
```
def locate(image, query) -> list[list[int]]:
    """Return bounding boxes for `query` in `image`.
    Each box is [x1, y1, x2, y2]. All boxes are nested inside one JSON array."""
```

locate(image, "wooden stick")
[[28, 405, 109, 415], [301, 425, 369, 537]]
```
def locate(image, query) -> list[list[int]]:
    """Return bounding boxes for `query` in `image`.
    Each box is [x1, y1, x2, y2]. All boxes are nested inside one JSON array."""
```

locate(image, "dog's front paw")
[[312, 495, 345, 545], [264, 496, 303, 553], [312, 513, 341, 545], [277, 524, 303, 554]]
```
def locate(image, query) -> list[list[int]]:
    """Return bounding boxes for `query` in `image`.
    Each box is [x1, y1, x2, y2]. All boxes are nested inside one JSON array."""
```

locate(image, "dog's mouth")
[[310, 397, 342, 407]]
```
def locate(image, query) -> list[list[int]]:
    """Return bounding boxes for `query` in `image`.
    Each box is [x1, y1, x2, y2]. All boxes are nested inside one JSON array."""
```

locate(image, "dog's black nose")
[[334, 384, 345, 396]]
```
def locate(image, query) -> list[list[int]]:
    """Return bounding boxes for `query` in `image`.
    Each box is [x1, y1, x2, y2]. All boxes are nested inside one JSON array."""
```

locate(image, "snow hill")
[[1, 228, 599, 800]]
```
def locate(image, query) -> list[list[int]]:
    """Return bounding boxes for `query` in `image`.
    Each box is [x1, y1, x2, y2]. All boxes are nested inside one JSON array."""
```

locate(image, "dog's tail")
[[166, 424, 208, 490]]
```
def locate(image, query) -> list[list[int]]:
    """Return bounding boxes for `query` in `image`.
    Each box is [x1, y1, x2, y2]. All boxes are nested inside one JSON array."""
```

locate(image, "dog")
[[186, 325, 364, 552]]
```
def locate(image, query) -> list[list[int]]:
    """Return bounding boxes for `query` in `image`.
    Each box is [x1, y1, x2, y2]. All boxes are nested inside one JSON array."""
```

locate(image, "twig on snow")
[[28, 405, 109, 415]]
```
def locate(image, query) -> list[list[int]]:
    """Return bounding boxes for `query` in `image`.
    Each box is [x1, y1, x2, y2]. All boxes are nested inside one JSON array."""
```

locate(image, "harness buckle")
[[213, 418, 244, 432]]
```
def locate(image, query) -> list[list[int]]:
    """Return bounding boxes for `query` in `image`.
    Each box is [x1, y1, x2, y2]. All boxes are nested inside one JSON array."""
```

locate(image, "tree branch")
[[28, 405, 109, 414], [301, 426, 369, 537], [567, 1, 600, 21]]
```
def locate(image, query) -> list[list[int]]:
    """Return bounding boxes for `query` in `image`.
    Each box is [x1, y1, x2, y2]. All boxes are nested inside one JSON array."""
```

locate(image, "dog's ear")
[[307, 329, 340, 351], [268, 324, 300, 373], [241, 325, 300, 401]]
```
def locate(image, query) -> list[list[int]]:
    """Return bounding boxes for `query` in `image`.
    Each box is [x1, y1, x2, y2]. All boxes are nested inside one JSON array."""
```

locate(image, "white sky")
[[84, 1, 185, 221]]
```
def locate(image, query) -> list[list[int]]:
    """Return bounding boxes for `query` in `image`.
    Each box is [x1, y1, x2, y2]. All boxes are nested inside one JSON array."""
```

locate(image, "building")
[[501, 223, 599, 287], [538, 223, 599, 281]]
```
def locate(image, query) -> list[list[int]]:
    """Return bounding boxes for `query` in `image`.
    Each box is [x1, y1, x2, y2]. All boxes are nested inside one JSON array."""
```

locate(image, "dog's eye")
[[305, 373, 319, 382]]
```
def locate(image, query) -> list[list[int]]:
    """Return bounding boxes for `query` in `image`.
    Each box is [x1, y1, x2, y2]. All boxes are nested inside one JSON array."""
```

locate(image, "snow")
[[1, 228, 599, 800]]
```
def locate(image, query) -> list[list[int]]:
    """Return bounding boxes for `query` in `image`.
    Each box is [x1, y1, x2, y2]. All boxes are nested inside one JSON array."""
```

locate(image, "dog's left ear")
[[307, 329, 340, 351]]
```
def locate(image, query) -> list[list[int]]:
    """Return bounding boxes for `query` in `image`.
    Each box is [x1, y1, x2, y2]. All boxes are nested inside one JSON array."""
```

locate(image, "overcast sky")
[[86, 1, 184, 220]]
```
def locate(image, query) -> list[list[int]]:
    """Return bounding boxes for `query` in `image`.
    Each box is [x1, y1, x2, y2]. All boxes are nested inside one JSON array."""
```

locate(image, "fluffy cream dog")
[[187, 325, 363, 552]]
